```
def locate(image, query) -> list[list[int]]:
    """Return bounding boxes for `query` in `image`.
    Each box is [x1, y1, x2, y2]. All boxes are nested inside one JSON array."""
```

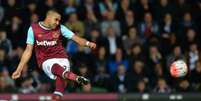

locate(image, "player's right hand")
[[88, 42, 96, 49], [12, 70, 21, 79]]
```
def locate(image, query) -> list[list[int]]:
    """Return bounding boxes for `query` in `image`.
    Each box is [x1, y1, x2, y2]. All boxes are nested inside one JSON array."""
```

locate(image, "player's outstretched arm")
[[72, 35, 96, 49], [12, 44, 33, 79]]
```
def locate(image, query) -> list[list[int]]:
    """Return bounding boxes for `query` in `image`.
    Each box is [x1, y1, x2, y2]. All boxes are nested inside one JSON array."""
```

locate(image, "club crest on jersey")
[[52, 31, 60, 38], [38, 33, 43, 38]]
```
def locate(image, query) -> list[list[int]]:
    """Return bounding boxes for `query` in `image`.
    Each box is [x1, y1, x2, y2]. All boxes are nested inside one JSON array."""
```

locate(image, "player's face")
[[48, 14, 61, 29]]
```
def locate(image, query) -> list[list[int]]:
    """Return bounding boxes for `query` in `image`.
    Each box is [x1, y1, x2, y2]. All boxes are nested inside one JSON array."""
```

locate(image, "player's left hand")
[[88, 42, 96, 49]]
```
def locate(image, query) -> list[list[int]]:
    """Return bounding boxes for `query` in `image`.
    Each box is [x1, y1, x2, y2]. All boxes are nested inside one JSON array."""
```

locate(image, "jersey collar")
[[38, 21, 51, 30]]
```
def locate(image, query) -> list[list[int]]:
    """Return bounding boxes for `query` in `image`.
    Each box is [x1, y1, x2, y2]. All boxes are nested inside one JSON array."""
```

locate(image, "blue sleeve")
[[26, 27, 34, 45], [99, 3, 106, 14], [60, 25, 74, 39]]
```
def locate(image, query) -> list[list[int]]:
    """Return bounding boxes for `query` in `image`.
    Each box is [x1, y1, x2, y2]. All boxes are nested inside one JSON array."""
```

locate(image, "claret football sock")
[[55, 77, 66, 94], [63, 71, 77, 81], [51, 63, 78, 81]]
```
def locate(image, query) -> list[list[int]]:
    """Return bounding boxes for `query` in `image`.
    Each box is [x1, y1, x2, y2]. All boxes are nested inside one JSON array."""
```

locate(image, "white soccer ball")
[[170, 60, 188, 77]]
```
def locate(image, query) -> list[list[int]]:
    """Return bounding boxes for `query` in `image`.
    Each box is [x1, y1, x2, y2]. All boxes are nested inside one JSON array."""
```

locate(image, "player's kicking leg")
[[42, 59, 90, 101], [51, 64, 90, 101], [51, 64, 90, 85]]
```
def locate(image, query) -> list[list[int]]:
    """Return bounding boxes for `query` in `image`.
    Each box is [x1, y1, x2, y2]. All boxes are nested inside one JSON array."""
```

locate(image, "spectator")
[[181, 12, 196, 29], [10, 46, 24, 71], [101, 11, 121, 36], [19, 76, 37, 94], [0, 68, 15, 88], [98, 0, 118, 18], [116, 0, 132, 22], [139, 12, 159, 41], [176, 79, 193, 92], [4, 0, 20, 25], [0, 30, 12, 56], [104, 27, 122, 56], [31, 70, 42, 89], [0, 48, 7, 70], [179, 12, 196, 38], [182, 29, 199, 50], [147, 45, 162, 68], [111, 64, 128, 93], [166, 45, 185, 69], [149, 63, 168, 87], [93, 65, 110, 92], [128, 44, 145, 64], [65, 13, 85, 37], [174, 0, 191, 21], [39, 0, 57, 17], [87, 29, 105, 48], [136, 80, 149, 93], [0, 6, 4, 24], [77, 64, 93, 81], [0, 76, 16, 93], [120, 10, 137, 35], [84, 12, 100, 36], [160, 13, 176, 37], [30, 13, 39, 24], [134, 0, 155, 21], [108, 48, 129, 74], [160, 33, 178, 56], [78, 0, 101, 20], [122, 27, 142, 55], [23, 1, 38, 24], [95, 46, 108, 69], [63, 0, 77, 16], [6, 15, 24, 48], [153, 78, 171, 93], [156, 0, 174, 22], [193, 1, 201, 37], [185, 43, 199, 71], [81, 83, 92, 93], [126, 60, 148, 92], [190, 61, 201, 91]]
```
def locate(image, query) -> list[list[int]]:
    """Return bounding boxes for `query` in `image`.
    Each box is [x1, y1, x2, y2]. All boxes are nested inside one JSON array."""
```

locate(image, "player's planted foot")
[[52, 94, 62, 101], [76, 76, 90, 85]]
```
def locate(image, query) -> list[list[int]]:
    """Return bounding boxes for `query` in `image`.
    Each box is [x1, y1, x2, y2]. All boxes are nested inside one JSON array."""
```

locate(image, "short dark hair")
[[46, 9, 61, 16]]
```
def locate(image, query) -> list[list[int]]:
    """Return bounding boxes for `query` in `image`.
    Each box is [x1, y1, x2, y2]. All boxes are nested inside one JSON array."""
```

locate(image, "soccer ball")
[[170, 60, 188, 77]]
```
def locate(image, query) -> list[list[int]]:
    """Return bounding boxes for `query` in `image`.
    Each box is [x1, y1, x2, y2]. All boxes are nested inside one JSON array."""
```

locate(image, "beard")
[[49, 24, 57, 29]]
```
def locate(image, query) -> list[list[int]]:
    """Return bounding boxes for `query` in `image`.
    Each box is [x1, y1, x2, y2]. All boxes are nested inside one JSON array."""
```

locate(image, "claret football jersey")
[[26, 22, 74, 67]]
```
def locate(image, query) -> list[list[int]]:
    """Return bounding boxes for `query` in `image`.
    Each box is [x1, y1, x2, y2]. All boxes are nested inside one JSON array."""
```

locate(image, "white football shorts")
[[42, 58, 70, 80]]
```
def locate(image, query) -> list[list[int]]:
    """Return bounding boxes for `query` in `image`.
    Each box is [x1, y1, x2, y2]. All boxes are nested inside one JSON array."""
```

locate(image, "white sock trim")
[[53, 91, 63, 96], [62, 70, 68, 79]]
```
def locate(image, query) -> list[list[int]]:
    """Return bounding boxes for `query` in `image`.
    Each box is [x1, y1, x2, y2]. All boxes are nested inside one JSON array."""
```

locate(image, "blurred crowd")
[[0, 0, 201, 94]]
